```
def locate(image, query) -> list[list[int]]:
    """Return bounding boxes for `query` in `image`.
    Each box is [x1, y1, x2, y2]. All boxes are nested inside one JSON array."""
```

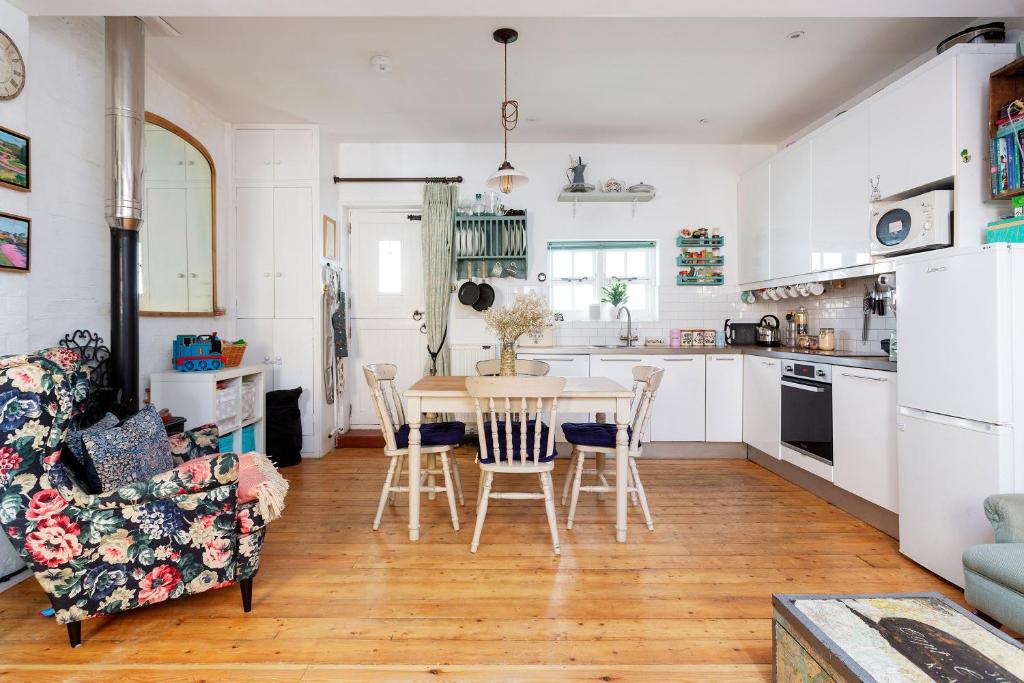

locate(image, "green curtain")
[[421, 183, 458, 376]]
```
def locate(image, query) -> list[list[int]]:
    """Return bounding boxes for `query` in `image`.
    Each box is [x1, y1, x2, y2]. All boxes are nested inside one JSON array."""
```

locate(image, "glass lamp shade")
[[487, 161, 529, 194]]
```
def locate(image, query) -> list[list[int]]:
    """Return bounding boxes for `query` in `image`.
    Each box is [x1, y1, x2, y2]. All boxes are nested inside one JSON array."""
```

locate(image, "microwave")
[[869, 190, 952, 257]]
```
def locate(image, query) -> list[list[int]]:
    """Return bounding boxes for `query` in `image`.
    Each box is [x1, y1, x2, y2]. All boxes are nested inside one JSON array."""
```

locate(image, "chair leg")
[[567, 449, 586, 529], [471, 472, 493, 553], [240, 577, 253, 613], [373, 456, 399, 530], [561, 447, 578, 506], [427, 453, 437, 501], [974, 609, 1003, 629], [541, 471, 561, 555], [388, 454, 404, 506], [66, 621, 81, 648], [441, 453, 460, 531], [449, 452, 465, 506], [629, 457, 654, 531], [594, 452, 606, 501], [626, 464, 639, 507]]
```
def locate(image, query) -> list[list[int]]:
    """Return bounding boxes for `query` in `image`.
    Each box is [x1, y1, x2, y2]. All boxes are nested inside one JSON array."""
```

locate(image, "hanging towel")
[[333, 291, 348, 359]]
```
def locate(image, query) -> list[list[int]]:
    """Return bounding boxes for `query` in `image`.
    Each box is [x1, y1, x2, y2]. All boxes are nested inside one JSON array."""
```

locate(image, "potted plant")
[[484, 293, 552, 376], [600, 280, 629, 319]]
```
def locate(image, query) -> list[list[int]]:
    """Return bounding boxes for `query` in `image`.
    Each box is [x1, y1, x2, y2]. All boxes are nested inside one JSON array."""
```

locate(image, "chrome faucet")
[[618, 306, 638, 347]]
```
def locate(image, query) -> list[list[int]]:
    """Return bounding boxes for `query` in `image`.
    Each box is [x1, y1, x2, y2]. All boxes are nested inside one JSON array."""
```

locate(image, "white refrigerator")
[[896, 244, 1022, 587]]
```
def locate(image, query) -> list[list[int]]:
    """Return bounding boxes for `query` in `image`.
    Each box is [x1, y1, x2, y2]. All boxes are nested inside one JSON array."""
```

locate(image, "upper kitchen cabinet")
[[234, 128, 315, 181], [737, 161, 771, 283], [868, 58, 955, 200], [810, 108, 871, 271], [770, 140, 812, 278]]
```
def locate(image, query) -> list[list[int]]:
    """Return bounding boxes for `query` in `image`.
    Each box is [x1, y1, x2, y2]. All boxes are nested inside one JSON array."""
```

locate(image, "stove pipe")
[[104, 17, 145, 413]]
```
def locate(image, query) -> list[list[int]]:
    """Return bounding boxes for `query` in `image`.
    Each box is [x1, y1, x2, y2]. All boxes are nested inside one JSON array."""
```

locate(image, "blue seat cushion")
[[562, 422, 633, 448], [478, 420, 557, 464], [394, 421, 465, 449]]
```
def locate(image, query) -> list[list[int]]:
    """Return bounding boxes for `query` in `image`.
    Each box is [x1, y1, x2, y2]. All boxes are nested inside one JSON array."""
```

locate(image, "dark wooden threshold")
[[336, 429, 385, 449]]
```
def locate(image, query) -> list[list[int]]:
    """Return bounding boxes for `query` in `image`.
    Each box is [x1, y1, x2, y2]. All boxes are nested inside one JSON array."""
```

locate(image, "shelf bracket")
[[572, 198, 578, 219], [631, 199, 638, 219]]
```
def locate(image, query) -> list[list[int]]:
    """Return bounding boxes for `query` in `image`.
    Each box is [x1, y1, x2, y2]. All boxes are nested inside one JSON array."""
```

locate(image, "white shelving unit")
[[557, 190, 655, 218], [151, 365, 266, 453]]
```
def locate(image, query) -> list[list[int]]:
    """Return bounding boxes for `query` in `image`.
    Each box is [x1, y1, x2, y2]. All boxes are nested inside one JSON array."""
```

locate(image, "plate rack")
[[454, 213, 528, 280]]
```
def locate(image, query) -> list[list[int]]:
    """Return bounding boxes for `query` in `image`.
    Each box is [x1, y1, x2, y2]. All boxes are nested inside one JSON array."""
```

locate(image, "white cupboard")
[[737, 162, 771, 284], [833, 368, 898, 512], [705, 354, 743, 442], [235, 318, 315, 438], [519, 352, 591, 441], [769, 140, 812, 279], [810, 108, 871, 271], [234, 128, 315, 181], [743, 355, 781, 458], [649, 355, 705, 441], [868, 58, 955, 200]]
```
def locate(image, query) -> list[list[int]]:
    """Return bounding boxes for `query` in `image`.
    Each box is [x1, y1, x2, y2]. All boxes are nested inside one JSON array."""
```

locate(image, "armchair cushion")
[[984, 494, 1024, 544], [963, 543, 1024, 594], [66, 413, 118, 467], [81, 406, 175, 493], [562, 422, 633, 449]]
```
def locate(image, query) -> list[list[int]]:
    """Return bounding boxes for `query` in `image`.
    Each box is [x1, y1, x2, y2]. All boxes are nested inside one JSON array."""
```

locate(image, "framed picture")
[[323, 215, 337, 260], [0, 211, 30, 272], [0, 125, 29, 192]]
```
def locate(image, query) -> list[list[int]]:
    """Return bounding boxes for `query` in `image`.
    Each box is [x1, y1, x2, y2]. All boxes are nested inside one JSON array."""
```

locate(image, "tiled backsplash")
[[781, 274, 896, 355]]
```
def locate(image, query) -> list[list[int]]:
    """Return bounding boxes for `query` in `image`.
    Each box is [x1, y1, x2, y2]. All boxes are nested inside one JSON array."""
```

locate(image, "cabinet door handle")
[[714, 357, 736, 361], [840, 372, 888, 382], [527, 357, 572, 362], [275, 272, 283, 278], [176, 273, 186, 278], [762, 361, 775, 366], [662, 357, 694, 362], [263, 272, 272, 278], [600, 358, 640, 362]]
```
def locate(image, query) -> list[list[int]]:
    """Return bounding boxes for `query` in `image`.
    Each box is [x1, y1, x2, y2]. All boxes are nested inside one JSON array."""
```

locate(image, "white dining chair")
[[561, 365, 664, 532], [465, 376, 567, 554], [474, 358, 551, 377], [362, 364, 465, 532]]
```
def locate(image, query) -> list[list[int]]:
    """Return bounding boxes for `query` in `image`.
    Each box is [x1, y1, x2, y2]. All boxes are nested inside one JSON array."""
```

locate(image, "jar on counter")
[[818, 328, 836, 351]]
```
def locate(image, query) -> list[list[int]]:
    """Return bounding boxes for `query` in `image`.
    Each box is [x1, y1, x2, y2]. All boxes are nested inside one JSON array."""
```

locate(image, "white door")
[[234, 129, 275, 180], [897, 407, 1013, 587], [236, 187, 275, 318], [833, 368, 898, 512], [737, 162, 771, 284], [770, 140, 812, 279], [743, 355, 781, 458], [869, 58, 955, 199], [651, 356, 705, 441], [274, 317, 315, 437], [273, 187, 313, 318], [519, 353, 591, 441], [897, 248, 1010, 424], [349, 210, 426, 428], [810, 108, 871, 271], [706, 354, 743, 442], [144, 187, 189, 311], [274, 130, 314, 181]]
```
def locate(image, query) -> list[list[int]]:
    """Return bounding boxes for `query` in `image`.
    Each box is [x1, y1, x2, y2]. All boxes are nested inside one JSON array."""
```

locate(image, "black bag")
[[266, 387, 303, 467]]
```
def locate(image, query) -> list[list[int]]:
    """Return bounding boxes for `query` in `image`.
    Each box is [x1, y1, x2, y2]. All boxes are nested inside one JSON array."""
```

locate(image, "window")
[[378, 240, 402, 293], [547, 240, 658, 320]]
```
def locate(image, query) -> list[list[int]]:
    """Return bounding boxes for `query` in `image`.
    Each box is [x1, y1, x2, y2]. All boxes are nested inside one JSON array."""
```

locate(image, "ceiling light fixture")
[[487, 28, 528, 195], [787, 30, 805, 40], [370, 55, 392, 73]]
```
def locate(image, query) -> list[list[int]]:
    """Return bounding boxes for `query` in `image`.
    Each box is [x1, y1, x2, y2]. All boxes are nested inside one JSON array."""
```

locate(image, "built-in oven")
[[780, 360, 833, 466]]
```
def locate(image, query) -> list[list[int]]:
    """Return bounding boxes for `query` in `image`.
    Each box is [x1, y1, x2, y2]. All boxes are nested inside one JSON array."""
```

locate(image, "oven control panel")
[[781, 360, 832, 383]]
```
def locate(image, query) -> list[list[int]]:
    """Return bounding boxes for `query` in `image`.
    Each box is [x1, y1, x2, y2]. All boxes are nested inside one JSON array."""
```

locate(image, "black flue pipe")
[[109, 229, 139, 413]]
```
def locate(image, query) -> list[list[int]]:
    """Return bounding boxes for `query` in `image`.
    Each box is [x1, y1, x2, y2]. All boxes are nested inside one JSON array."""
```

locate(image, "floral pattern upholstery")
[[0, 348, 272, 626]]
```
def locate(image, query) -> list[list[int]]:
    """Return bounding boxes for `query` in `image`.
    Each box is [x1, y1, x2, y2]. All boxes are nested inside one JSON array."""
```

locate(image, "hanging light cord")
[[501, 39, 519, 161]]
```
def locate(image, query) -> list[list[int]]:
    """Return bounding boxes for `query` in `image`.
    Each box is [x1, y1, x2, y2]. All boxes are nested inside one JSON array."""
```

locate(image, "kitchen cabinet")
[[868, 58, 955, 200], [588, 355, 650, 443], [705, 354, 743, 442], [234, 128, 315, 181], [810, 107, 871, 271], [518, 352, 591, 441], [833, 368, 898, 512], [650, 355, 705, 441], [743, 355, 781, 458], [235, 318, 315, 437], [737, 161, 771, 284], [770, 140, 812, 279]]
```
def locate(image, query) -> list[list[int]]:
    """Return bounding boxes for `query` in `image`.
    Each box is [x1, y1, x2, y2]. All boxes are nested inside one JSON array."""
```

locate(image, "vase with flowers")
[[484, 292, 552, 376]]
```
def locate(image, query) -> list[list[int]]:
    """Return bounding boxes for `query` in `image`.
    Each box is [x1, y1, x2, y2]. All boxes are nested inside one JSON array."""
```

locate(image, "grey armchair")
[[963, 494, 1024, 634]]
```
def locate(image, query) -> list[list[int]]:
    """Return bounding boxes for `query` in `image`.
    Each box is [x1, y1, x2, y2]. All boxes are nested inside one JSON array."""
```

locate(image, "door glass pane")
[[378, 240, 402, 293]]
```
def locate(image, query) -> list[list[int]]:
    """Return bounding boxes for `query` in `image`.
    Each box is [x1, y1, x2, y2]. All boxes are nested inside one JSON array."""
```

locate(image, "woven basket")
[[222, 342, 247, 367]]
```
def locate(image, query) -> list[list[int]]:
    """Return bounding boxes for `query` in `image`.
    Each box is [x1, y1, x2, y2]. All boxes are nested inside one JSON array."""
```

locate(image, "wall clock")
[[0, 30, 25, 101]]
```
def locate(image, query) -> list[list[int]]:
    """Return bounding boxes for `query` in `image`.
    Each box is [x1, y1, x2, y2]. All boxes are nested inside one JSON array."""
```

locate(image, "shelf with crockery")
[[676, 229, 724, 286]]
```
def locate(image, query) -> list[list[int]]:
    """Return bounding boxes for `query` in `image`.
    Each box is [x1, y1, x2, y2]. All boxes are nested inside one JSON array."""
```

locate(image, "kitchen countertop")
[[519, 344, 896, 372]]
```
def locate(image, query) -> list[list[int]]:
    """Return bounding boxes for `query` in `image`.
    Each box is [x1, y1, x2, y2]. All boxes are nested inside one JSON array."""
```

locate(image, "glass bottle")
[[818, 327, 836, 351], [472, 193, 485, 216]]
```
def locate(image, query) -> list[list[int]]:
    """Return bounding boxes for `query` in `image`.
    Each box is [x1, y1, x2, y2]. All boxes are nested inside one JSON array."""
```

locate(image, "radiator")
[[451, 344, 496, 376]]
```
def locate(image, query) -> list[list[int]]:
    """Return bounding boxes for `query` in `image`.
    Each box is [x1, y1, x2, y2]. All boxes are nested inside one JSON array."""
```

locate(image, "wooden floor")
[[0, 450, 960, 682]]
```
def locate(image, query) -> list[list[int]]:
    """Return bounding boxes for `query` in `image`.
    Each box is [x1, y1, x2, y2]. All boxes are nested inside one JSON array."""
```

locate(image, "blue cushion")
[[81, 405, 176, 492], [67, 412, 119, 465], [394, 421, 466, 449], [478, 420, 557, 464], [562, 422, 633, 448]]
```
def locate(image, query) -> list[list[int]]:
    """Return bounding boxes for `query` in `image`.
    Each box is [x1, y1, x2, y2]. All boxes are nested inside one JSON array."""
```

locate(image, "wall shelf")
[[557, 190, 654, 218], [677, 255, 725, 267], [676, 236, 725, 248], [676, 275, 725, 286]]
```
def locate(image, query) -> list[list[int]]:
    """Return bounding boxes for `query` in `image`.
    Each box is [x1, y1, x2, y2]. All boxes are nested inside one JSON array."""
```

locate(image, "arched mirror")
[[140, 112, 218, 315]]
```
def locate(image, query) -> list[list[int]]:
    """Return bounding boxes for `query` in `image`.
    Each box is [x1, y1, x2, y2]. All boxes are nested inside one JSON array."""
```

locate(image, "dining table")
[[403, 375, 635, 543]]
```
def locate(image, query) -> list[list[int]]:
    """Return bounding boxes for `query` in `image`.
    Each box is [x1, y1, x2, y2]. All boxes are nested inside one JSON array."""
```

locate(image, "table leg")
[[407, 397, 422, 541], [614, 397, 630, 543]]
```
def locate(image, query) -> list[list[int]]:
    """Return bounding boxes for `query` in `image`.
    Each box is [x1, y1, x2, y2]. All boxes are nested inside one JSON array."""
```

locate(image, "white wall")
[[337, 142, 775, 348]]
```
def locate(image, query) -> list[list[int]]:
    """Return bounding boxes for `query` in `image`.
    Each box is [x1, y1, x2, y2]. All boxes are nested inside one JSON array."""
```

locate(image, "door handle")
[[840, 372, 888, 382], [662, 357, 694, 362], [275, 272, 283, 278], [781, 380, 825, 393], [412, 310, 424, 321], [714, 357, 735, 361], [599, 358, 640, 362], [527, 357, 572, 362], [419, 324, 427, 334]]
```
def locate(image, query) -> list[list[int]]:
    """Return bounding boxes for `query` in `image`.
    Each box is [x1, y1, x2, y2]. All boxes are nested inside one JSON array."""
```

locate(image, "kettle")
[[756, 315, 782, 347]]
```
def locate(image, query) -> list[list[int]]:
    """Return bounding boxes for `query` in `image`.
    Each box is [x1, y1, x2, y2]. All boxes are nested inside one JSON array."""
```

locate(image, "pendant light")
[[487, 28, 528, 194]]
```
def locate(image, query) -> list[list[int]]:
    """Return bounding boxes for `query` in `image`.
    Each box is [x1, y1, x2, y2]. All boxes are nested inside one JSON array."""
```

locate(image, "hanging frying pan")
[[458, 279, 480, 306], [473, 282, 495, 311]]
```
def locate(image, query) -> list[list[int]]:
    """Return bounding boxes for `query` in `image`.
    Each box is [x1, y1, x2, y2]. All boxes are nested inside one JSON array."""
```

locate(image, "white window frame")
[[546, 241, 658, 321]]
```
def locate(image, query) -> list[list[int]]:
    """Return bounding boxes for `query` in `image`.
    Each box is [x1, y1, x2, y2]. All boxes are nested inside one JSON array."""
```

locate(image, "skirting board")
[[747, 446, 899, 539], [553, 441, 746, 460]]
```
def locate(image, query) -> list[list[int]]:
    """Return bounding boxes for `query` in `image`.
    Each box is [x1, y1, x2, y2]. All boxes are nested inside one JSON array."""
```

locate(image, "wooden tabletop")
[[405, 375, 633, 398]]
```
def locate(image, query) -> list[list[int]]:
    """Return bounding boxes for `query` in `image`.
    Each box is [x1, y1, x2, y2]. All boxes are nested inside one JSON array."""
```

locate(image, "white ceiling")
[[139, 16, 978, 144]]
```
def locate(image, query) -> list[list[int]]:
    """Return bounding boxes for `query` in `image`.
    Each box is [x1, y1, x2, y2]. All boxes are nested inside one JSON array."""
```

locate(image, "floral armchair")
[[0, 348, 272, 647]]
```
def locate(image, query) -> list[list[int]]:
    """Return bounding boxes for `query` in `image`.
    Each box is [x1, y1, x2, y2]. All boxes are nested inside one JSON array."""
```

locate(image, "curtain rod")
[[333, 176, 463, 184]]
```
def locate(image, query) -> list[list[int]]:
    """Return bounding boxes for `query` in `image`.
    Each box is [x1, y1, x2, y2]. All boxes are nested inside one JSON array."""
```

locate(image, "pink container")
[[669, 329, 681, 348]]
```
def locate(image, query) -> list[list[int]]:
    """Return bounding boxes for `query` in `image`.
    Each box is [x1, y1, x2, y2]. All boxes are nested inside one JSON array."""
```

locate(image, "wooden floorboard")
[[0, 450, 959, 682]]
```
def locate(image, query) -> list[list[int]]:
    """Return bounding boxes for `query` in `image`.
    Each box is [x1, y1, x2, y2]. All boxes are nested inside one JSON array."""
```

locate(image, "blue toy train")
[[172, 333, 226, 372]]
